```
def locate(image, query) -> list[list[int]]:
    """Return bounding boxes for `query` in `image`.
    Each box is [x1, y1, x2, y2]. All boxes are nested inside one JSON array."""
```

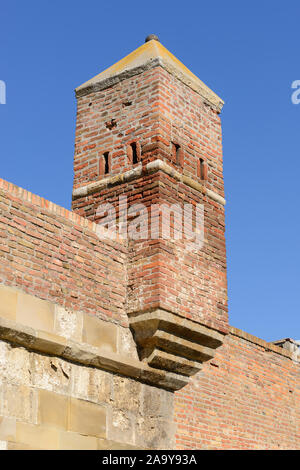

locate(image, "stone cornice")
[[72, 159, 226, 206], [230, 326, 300, 363], [0, 315, 188, 391]]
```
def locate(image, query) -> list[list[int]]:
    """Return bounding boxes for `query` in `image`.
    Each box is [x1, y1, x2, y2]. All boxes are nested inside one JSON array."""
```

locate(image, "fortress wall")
[[0, 310, 175, 450], [174, 327, 300, 449], [0, 178, 177, 449], [0, 176, 299, 450], [0, 178, 128, 326]]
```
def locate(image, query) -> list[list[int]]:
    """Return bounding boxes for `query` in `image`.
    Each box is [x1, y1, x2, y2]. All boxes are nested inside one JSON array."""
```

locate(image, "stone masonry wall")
[[174, 328, 300, 449], [0, 329, 174, 450]]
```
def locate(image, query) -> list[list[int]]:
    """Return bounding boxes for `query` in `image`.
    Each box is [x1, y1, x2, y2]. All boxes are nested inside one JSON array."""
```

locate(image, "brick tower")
[[72, 35, 228, 377]]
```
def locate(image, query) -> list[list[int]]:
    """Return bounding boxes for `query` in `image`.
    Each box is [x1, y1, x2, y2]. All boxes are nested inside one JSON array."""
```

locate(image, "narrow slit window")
[[104, 152, 110, 174], [198, 158, 206, 180], [131, 142, 138, 164], [172, 143, 181, 165]]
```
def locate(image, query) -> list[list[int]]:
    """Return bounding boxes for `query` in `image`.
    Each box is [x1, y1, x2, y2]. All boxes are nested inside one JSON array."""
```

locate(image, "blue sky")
[[1, 0, 299, 342]]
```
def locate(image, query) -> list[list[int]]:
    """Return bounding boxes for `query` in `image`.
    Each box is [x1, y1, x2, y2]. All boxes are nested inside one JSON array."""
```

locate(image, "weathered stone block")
[[54, 306, 83, 342], [82, 314, 117, 353], [0, 286, 17, 321], [15, 422, 59, 450], [117, 327, 139, 359], [16, 292, 54, 333], [1, 383, 37, 423], [147, 349, 202, 376], [38, 389, 68, 430], [68, 397, 106, 438], [30, 355, 72, 394], [59, 431, 98, 450], [7, 441, 37, 450], [0, 416, 16, 442], [98, 438, 142, 450], [112, 376, 141, 412], [136, 417, 176, 450], [0, 440, 7, 450], [106, 407, 135, 445], [141, 385, 174, 420], [0, 341, 31, 386]]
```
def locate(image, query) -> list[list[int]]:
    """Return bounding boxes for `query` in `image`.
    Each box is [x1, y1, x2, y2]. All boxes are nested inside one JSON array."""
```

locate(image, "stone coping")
[[230, 326, 300, 362], [72, 159, 226, 206]]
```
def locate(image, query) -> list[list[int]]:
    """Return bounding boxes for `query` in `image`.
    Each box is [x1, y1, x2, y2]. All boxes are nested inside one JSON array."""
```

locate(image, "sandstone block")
[[106, 407, 134, 445], [54, 305, 83, 342], [38, 389, 68, 430], [68, 397, 106, 438], [59, 431, 98, 450], [2, 383, 37, 423], [15, 422, 59, 450], [16, 292, 54, 333], [82, 314, 117, 353], [0, 286, 17, 321], [98, 438, 143, 450], [0, 416, 16, 442]]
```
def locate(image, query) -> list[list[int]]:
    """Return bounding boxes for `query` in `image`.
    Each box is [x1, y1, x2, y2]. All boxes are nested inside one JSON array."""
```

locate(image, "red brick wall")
[[73, 68, 161, 190], [72, 65, 228, 333], [73, 68, 224, 198], [174, 328, 300, 449], [0, 179, 128, 326]]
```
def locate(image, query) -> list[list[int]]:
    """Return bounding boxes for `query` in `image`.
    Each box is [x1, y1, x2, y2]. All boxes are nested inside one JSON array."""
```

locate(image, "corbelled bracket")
[[129, 309, 225, 378]]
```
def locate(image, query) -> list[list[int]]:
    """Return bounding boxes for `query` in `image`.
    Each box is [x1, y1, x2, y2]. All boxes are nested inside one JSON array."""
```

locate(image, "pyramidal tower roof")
[[76, 35, 224, 112]]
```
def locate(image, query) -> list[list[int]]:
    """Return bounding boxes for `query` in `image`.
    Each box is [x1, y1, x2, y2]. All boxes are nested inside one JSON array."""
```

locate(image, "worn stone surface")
[[0, 286, 17, 321], [59, 431, 98, 450], [16, 292, 54, 333], [0, 417, 16, 441], [68, 397, 106, 438], [54, 305, 83, 342], [112, 376, 141, 412], [107, 408, 135, 445], [1, 383, 37, 423], [136, 417, 176, 450], [82, 314, 117, 352], [15, 422, 59, 450], [0, 335, 175, 449], [0, 440, 7, 450], [38, 389, 69, 430], [0, 309, 188, 391]]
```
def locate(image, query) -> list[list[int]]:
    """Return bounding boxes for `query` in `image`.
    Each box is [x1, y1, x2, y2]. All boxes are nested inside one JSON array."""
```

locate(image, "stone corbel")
[[128, 309, 225, 377]]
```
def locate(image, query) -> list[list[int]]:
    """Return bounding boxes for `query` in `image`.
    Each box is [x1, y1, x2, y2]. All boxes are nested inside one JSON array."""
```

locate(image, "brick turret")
[[72, 36, 228, 375]]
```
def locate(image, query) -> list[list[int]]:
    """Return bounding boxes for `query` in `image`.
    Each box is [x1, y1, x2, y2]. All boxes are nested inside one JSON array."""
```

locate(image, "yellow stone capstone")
[[76, 38, 224, 111]]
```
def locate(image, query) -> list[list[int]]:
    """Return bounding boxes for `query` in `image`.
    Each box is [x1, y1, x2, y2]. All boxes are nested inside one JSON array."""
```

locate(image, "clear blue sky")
[[1, 1, 299, 342]]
